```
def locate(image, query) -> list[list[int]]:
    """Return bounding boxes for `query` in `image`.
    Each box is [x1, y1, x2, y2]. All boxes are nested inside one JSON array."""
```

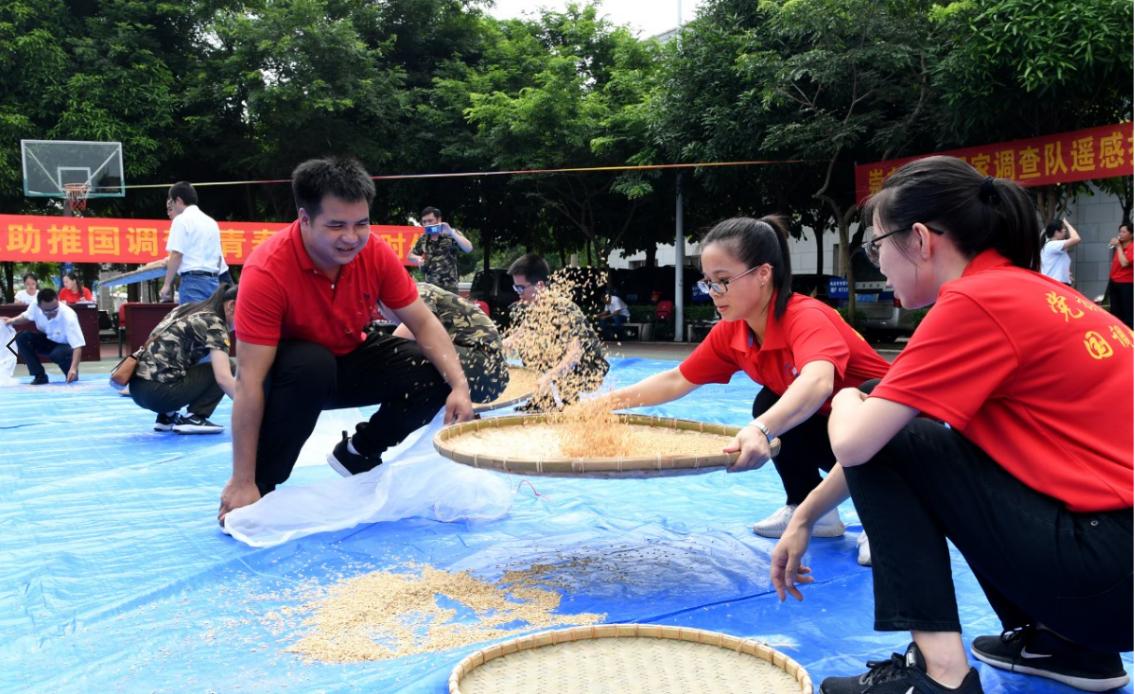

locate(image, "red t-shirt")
[[1109, 243, 1133, 283], [58, 287, 93, 304], [235, 219, 418, 356], [872, 250, 1134, 512], [679, 293, 890, 412]]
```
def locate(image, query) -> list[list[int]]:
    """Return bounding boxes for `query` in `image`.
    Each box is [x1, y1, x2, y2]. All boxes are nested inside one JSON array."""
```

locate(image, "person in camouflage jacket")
[[381, 282, 508, 404], [504, 254, 609, 411], [130, 284, 238, 434], [408, 207, 473, 293]]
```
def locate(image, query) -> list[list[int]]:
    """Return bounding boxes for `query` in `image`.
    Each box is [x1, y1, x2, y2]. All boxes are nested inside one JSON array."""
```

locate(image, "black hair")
[[168, 181, 198, 206], [701, 215, 794, 318], [36, 287, 58, 304], [291, 157, 376, 219], [420, 206, 442, 220], [864, 156, 1040, 271], [174, 283, 238, 321], [1121, 220, 1133, 233], [1042, 220, 1063, 240], [22, 272, 36, 283], [508, 253, 550, 284], [64, 271, 84, 292]]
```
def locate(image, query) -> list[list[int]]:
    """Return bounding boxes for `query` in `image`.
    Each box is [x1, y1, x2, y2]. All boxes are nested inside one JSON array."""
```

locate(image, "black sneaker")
[[172, 414, 224, 435], [30, 374, 48, 385], [972, 625, 1129, 692], [821, 642, 984, 693], [154, 412, 179, 432], [327, 431, 381, 476]]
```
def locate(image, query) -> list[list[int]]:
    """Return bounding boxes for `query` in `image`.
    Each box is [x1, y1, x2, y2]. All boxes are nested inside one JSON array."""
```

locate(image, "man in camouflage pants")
[[408, 207, 473, 293], [382, 283, 509, 404]]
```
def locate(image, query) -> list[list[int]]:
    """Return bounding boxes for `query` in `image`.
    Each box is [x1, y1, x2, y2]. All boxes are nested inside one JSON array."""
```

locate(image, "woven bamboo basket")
[[474, 366, 540, 413], [449, 623, 812, 694], [434, 413, 780, 478]]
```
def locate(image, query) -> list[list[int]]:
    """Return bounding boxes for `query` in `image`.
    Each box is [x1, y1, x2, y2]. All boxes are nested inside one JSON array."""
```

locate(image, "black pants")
[[844, 417, 1133, 652], [130, 360, 231, 418], [753, 387, 836, 505], [15, 332, 72, 378], [1108, 280, 1133, 328], [254, 333, 450, 494]]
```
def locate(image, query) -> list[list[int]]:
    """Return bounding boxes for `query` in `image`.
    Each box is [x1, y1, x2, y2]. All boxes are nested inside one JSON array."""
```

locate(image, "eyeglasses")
[[861, 226, 945, 266], [512, 284, 531, 295], [697, 265, 761, 295], [862, 228, 905, 266]]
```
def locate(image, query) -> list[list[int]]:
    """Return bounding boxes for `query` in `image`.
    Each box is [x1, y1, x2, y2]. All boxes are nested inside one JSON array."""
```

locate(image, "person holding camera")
[[407, 206, 473, 293]]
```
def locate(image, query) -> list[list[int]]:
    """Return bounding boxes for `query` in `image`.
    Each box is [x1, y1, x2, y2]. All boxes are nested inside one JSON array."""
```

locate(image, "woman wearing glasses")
[[773, 157, 1131, 694], [601, 215, 889, 546]]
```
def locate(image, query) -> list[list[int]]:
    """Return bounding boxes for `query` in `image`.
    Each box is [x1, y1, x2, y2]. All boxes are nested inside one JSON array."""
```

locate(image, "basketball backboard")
[[21, 140, 125, 198]]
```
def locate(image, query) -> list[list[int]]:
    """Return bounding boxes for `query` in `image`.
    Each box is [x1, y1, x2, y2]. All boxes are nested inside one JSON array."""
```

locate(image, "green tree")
[[465, 3, 664, 265]]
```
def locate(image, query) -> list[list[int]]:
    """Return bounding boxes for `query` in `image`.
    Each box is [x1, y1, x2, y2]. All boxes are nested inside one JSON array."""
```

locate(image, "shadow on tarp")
[[0, 359, 1129, 693]]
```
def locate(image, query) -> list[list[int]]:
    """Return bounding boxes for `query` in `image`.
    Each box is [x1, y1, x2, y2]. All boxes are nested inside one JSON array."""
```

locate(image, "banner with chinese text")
[[855, 123, 1133, 202], [0, 215, 422, 265]]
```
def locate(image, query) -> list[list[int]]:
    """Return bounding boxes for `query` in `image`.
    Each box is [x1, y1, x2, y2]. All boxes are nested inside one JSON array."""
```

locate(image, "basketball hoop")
[[63, 182, 89, 214]]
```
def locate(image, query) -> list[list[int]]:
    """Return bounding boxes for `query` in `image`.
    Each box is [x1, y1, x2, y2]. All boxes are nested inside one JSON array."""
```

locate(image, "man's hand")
[[0, 316, 11, 325], [218, 478, 261, 524], [444, 386, 474, 425], [159, 283, 173, 302], [724, 424, 773, 472], [770, 519, 815, 601], [66, 367, 79, 383]]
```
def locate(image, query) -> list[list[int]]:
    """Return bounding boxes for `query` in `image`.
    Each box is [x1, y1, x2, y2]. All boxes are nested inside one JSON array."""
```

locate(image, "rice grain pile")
[[284, 564, 605, 663]]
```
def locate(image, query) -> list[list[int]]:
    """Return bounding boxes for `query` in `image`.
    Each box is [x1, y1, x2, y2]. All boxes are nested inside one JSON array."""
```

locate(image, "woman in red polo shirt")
[[1107, 220, 1132, 328], [772, 156, 1132, 694], [603, 215, 889, 546], [58, 272, 93, 304]]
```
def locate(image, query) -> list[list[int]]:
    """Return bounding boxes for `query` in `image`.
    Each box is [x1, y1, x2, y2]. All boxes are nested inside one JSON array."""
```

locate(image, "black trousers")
[[254, 333, 450, 494], [1108, 280, 1133, 328], [15, 332, 72, 378], [844, 417, 1133, 652], [130, 360, 231, 418], [753, 387, 836, 506]]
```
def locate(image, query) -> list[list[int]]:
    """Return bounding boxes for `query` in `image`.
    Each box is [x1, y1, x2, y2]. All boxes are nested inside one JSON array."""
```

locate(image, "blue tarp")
[[1, 357, 1130, 692]]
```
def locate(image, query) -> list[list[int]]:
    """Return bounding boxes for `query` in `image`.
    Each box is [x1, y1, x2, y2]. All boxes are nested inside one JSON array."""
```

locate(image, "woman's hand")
[[724, 424, 772, 472], [770, 519, 814, 601]]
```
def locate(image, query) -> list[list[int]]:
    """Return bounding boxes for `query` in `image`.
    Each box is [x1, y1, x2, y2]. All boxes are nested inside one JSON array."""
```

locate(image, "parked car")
[[469, 269, 516, 327]]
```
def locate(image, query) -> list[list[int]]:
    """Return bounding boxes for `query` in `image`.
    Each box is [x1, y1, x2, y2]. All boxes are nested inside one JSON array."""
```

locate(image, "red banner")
[[0, 215, 422, 265], [855, 123, 1134, 203]]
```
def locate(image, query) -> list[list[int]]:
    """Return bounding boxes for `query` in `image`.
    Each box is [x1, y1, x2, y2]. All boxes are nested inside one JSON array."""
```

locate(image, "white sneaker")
[[856, 531, 871, 566], [751, 504, 846, 538]]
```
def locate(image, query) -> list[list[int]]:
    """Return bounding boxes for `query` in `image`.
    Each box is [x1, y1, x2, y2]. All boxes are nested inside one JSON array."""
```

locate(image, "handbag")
[[109, 349, 143, 387]]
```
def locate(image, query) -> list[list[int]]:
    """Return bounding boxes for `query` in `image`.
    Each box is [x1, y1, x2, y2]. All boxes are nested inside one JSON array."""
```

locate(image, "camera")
[[424, 224, 444, 235]]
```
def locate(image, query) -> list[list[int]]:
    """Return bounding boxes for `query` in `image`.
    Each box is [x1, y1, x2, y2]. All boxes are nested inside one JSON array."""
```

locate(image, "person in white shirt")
[[1, 288, 85, 384], [13, 273, 38, 305], [1039, 217, 1081, 285], [159, 181, 225, 304], [597, 288, 631, 340]]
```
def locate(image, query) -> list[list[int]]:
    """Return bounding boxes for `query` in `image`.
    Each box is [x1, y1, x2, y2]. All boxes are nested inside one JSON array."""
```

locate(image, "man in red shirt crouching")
[[218, 157, 473, 522]]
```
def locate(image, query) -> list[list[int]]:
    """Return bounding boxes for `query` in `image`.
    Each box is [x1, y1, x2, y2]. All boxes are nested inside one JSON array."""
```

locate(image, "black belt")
[[181, 271, 219, 277]]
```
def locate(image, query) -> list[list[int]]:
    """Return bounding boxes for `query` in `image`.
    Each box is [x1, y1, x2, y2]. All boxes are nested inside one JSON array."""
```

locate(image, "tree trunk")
[[814, 224, 825, 276], [645, 244, 657, 268]]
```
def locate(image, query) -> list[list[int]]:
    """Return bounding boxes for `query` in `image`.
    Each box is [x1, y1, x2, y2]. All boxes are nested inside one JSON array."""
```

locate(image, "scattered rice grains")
[[283, 564, 605, 663]]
